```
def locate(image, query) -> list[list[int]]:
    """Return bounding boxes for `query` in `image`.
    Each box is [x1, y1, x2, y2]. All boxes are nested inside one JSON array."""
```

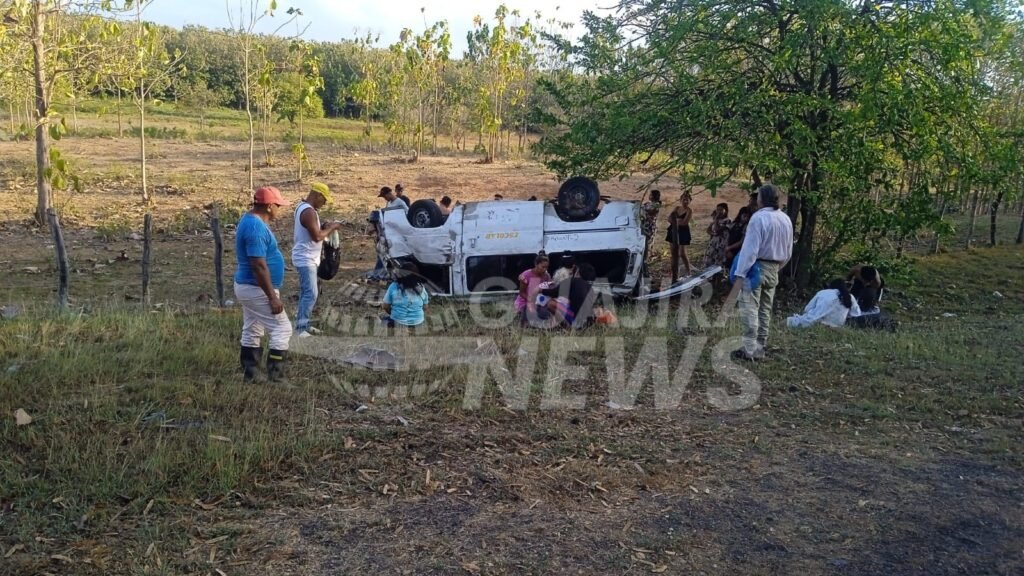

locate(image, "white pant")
[[234, 282, 292, 350]]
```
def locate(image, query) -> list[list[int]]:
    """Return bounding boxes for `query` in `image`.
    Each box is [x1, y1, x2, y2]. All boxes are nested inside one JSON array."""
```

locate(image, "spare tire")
[[407, 199, 444, 228], [557, 176, 601, 221]]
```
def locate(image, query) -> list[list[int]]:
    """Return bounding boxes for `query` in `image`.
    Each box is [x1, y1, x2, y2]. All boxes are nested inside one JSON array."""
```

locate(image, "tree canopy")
[[535, 0, 1022, 285]]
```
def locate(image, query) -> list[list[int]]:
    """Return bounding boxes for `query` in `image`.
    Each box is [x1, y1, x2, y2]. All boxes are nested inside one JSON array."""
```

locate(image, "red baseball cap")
[[253, 186, 290, 206]]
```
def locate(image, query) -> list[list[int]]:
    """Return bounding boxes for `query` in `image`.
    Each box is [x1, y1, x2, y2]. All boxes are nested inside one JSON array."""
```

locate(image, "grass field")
[[1, 105, 1024, 574], [2, 245, 1022, 573]]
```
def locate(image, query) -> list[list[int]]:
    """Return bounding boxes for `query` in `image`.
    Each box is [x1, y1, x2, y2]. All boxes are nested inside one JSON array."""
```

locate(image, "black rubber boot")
[[240, 346, 263, 382], [267, 349, 288, 383]]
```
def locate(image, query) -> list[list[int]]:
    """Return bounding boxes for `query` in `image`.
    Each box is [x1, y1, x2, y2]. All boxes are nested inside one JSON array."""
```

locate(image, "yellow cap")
[[310, 182, 332, 204]]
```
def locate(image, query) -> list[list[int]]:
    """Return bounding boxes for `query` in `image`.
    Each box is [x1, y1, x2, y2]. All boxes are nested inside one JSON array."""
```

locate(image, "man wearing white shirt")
[[378, 186, 408, 210], [292, 182, 342, 337], [732, 184, 794, 360]]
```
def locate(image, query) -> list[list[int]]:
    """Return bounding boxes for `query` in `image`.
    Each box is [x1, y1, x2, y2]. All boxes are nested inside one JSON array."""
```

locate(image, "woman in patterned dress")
[[703, 202, 732, 268], [640, 189, 662, 254]]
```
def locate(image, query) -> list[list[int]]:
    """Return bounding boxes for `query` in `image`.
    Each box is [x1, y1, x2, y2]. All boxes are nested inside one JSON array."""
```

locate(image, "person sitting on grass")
[[515, 252, 551, 322], [551, 252, 577, 284], [382, 262, 429, 328], [786, 279, 861, 328], [530, 262, 599, 330], [847, 264, 884, 312]]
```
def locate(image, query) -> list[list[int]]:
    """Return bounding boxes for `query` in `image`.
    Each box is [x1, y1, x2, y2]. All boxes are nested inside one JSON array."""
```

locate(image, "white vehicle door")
[[459, 201, 545, 293], [461, 201, 545, 255]]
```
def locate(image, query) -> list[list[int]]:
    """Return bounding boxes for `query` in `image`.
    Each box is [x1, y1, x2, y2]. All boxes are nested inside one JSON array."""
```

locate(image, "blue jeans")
[[295, 265, 319, 332]]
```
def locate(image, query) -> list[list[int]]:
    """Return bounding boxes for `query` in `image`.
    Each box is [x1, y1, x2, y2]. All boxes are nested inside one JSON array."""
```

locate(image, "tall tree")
[[350, 32, 382, 139], [535, 0, 1012, 286], [2, 0, 119, 225], [225, 0, 300, 191], [277, 38, 324, 179], [470, 5, 529, 163], [0, 15, 32, 136], [112, 0, 184, 204]]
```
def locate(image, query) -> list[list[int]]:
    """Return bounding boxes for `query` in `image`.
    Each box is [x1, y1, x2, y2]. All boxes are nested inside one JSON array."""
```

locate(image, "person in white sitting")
[[787, 279, 862, 328]]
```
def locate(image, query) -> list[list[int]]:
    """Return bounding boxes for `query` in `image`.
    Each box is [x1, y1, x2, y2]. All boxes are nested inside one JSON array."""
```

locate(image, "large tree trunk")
[[31, 1, 52, 227], [794, 201, 817, 289], [989, 191, 1003, 246], [783, 164, 817, 289]]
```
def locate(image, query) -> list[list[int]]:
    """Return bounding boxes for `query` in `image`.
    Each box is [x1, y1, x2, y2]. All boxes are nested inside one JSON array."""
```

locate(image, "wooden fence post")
[[142, 213, 153, 305], [211, 206, 225, 307], [46, 208, 69, 311]]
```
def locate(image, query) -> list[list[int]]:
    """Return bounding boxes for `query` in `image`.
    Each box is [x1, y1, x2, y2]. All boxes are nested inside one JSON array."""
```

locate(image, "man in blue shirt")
[[235, 186, 292, 382]]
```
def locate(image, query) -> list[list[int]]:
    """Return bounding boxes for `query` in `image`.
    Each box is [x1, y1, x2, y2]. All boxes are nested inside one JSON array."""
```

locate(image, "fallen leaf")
[[652, 565, 669, 573], [14, 409, 32, 426], [4, 544, 24, 558], [51, 554, 74, 563], [193, 499, 218, 511], [461, 561, 481, 574]]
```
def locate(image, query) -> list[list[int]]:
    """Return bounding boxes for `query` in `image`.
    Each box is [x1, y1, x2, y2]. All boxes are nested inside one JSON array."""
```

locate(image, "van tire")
[[408, 199, 444, 228], [557, 177, 601, 221]]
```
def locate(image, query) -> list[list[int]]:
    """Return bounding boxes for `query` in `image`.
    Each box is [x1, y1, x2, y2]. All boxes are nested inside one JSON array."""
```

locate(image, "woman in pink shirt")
[[515, 252, 551, 317]]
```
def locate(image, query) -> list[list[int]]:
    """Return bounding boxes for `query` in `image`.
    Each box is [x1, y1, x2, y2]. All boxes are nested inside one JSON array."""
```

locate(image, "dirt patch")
[[252, 450, 1022, 575], [0, 139, 746, 306]]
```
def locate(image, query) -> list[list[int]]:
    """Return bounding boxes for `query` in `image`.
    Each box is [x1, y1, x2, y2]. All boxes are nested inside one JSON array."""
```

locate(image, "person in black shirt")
[[725, 206, 752, 271], [395, 183, 411, 207], [847, 264, 884, 311], [538, 262, 598, 329]]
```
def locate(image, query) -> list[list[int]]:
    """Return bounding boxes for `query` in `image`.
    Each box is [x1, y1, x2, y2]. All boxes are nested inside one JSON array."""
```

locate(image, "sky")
[[140, 0, 616, 56]]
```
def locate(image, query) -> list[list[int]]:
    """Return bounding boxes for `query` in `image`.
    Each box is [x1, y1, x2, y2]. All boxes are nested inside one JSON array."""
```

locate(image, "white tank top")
[[291, 201, 321, 267]]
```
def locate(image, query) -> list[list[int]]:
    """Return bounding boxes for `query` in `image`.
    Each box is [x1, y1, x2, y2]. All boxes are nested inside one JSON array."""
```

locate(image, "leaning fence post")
[[46, 208, 70, 311], [142, 213, 153, 305], [211, 205, 225, 307]]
